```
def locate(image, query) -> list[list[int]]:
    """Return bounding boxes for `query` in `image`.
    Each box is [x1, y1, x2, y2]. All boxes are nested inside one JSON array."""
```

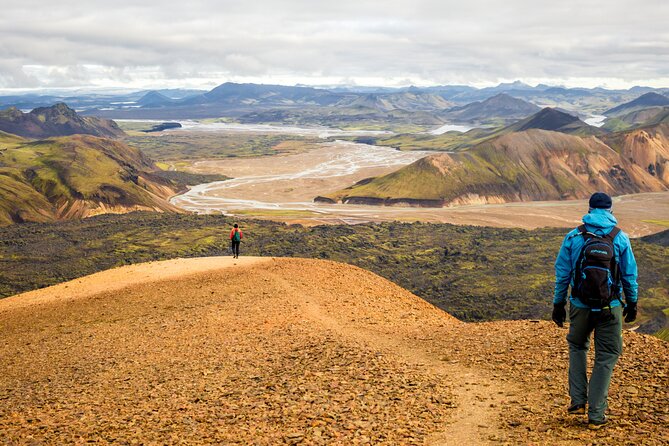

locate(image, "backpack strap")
[[568, 225, 586, 240], [605, 226, 621, 242], [606, 227, 622, 292], [577, 224, 596, 241]]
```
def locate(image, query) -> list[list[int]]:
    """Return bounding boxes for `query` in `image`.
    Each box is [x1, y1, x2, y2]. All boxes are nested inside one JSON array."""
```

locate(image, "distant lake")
[[584, 115, 607, 127], [429, 123, 475, 135], [118, 119, 392, 139]]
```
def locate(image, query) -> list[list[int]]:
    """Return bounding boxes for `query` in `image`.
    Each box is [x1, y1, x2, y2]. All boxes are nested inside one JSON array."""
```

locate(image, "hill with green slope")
[[371, 107, 603, 153], [0, 133, 182, 224], [605, 92, 669, 117], [504, 107, 604, 136], [327, 119, 669, 206], [0, 103, 125, 139], [602, 107, 669, 132]]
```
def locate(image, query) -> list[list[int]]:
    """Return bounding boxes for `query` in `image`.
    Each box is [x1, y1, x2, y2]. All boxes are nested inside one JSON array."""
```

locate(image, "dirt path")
[[292, 274, 510, 445]]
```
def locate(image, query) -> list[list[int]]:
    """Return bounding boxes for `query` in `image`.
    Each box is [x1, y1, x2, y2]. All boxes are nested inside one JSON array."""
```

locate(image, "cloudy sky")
[[1, 0, 668, 91]]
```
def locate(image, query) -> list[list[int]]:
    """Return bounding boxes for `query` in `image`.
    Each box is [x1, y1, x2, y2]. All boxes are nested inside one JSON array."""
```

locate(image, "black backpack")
[[571, 225, 621, 309]]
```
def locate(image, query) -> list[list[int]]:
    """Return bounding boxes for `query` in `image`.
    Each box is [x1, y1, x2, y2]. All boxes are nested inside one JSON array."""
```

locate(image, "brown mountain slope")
[[327, 128, 669, 207], [0, 133, 182, 224], [0, 103, 125, 139], [1, 257, 666, 444], [603, 123, 669, 183]]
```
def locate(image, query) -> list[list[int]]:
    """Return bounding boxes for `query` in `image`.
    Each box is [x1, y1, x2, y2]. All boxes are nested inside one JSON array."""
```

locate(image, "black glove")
[[552, 303, 567, 327], [623, 301, 637, 323]]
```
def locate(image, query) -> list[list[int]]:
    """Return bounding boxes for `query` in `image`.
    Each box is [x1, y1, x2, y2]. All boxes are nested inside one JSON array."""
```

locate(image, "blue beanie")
[[589, 192, 612, 210]]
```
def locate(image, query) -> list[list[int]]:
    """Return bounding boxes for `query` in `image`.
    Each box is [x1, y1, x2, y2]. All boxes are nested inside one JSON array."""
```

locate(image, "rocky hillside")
[[0, 103, 125, 139], [1, 257, 666, 444], [327, 119, 669, 207], [602, 123, 669, 184], [0, 132, 182, 224]]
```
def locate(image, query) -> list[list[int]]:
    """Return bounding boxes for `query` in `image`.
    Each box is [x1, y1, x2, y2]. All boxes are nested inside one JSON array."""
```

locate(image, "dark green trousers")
[[566, 305, 623, 422]]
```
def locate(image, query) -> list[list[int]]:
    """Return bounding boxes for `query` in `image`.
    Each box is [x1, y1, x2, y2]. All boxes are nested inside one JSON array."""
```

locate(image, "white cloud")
[[0, 0, 668, 89]]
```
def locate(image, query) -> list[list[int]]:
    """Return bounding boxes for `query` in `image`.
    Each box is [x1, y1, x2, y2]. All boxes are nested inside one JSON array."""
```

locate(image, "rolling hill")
[[237, 105, 445, 127], [602, 107, 669, 132], [136, 91, 175, 108], [605, 92, 669, 117], [371, 107, 603, 152], [0, 132, 182, 224], [337, 91, 453, 111], [1, 257, 666, 444], [325, 117, 668, 207], [441, 93, 541, 124], [505, 107, 603, 136], [0, 103, 125, 139]]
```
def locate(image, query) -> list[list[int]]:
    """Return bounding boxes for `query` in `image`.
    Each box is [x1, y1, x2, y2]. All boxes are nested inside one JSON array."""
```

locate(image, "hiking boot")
[[588, 417, 609, 430], [567, 404, 586, 415]]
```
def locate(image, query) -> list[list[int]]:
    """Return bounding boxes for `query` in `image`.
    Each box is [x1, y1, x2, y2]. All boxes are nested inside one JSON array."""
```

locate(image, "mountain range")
[[1, 82, 668, 128]]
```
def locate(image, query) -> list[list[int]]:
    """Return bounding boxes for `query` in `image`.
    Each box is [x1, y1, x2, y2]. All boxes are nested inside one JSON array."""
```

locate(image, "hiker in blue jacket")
[[553, 192, 638, 429]]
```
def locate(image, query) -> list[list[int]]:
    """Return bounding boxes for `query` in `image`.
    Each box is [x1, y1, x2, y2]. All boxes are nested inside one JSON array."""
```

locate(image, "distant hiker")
[[230, 224, 243, 259], [553, 192, 638, 429]]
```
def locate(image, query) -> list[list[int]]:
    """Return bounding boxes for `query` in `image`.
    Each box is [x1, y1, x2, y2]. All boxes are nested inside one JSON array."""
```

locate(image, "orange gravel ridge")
[[1, 257, 667, 444]]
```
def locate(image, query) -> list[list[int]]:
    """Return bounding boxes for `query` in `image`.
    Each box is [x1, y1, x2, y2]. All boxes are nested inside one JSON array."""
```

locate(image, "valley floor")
[[1, 257, 667, 444], [171, 142, 669, 236]]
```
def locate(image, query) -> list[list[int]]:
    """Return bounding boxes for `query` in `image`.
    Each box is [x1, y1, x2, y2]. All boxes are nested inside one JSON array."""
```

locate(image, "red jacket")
[[230, 228, 243, 240]]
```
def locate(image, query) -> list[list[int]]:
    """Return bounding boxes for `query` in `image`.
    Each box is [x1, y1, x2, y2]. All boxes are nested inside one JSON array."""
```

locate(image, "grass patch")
[[655, 329, 669, 341], [230, 209, 320, 218], [643, 220, 669, 228], [124, 132, 321, 162], [151, 170, 231, 188]]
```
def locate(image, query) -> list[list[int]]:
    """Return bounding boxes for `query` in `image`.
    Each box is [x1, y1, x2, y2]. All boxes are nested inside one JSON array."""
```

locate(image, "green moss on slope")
[[0, 133, 180, 223], [0, 213, 666, 339]]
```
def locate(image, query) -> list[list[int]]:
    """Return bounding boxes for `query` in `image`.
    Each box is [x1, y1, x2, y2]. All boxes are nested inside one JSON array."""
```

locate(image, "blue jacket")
[[554, 208, 638, 309]]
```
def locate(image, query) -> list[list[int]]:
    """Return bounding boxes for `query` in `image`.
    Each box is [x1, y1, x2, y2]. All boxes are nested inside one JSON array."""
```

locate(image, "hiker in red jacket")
[[229, 224, 243, 259]]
